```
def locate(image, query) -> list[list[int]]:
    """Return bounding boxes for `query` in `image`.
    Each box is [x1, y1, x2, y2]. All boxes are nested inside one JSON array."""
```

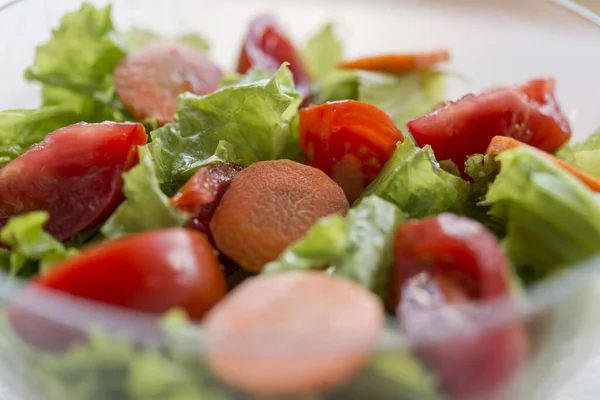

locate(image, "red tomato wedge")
[[114, 42, 223, 126], [338, 50, 450, 74], [237, 15, 310, 98], [0, 122, 147, 241], [408, 78, 572, 171], [170, 162, 244, 240], [9, 228, 227, 351], [299, 100, 403, 202], [392, 214, 528, 400]]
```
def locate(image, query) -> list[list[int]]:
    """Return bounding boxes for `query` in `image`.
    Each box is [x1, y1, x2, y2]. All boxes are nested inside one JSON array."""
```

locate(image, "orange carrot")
[[337, 51, 450, 74], [486, 136, 600, 193]]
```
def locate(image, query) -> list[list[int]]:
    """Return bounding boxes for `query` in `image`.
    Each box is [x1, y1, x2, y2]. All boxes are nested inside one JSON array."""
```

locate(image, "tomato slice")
[[338, 51, 450, 74], [114, 42, 223, 126], [237, 15, 310, 98], [407, 78, 571, 171], [0, 122, 147, 241], [9, 228, 227, 351], [392, 214, 528, 399], [170, 162, 244, 240], [299, 100, 404, 202]]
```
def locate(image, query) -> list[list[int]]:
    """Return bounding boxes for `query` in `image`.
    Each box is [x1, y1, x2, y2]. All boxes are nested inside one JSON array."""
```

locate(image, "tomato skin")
[[9, 228, 226, 351], [0, 122, 147, 241], [392, 214, 528, 399], [299, 100, 404, 202], [237, 15, 310, 98], [408, 78, 571, 170], [171, 162, 244, 240]]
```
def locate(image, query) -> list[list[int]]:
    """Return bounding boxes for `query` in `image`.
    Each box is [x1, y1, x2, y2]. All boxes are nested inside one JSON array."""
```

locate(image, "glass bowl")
[[1, 1, 600, 400]]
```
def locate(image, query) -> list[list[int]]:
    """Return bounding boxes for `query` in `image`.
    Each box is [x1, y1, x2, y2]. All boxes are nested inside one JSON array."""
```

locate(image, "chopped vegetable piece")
[[338, 51, 450, 74], [114, 42, 222, 126], [0, 122, 147, 241], [393, 213, 528, 399], [302, 23, 343, 80], [237, 15, 311, 98], [486, 136, 600, 193], [9, 228, 226, 351], [408, 78, 571, 171], [171, 162, 244, 239], [149, 64, 301, 185], [210, 160, 349, 272], [360, 140, 469, 219], [204, 271, 383, 396], [299, 100, 404, 202]]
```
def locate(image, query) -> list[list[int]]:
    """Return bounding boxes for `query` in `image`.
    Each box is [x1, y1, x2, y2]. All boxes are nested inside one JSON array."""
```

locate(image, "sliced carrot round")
[[203, 271, 384, 397], [114, 42, 222, 126], [209, 160, 349, 272], [338, 50, 450, 74]]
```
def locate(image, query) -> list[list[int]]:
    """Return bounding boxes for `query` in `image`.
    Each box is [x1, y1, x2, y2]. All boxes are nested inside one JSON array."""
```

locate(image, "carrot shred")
[[337, 51, 450, 74], [486, 136, 600, 193]]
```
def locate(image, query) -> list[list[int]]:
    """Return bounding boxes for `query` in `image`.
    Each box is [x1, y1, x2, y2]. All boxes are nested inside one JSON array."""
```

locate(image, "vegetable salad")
[[1, 3, 600, 400]]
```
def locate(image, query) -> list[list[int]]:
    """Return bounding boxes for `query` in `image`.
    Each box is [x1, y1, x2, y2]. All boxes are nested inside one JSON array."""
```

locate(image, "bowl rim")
[[0, 0, 600, 353]]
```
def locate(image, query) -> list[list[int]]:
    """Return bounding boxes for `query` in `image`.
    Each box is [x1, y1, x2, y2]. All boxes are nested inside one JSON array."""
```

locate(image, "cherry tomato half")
[[299, 100, 404, 202], [407, 78, 571, 171], [392, 214, 528, 399], [170, 162, 244, 241], [0, 122, 147, 241], [9, 228, 227, 351], [237, 15, 310, 98]]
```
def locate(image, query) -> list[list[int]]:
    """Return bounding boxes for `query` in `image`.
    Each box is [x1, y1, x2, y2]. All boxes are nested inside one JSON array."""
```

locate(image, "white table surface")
[[0, 1, 599, 399]]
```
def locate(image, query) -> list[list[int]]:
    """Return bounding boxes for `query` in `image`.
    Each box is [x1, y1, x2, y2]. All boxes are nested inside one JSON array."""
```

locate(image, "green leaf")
[[25, 3, 130, 123], [482, 146, 600, 284], [0, 107, 78, 165], [302, 23, 343, 80], [121, 27, 210, 51], [101, 147, 190, 239], [361, 140, 469, 219], [462, 154, 502, 230], [311, 69, 359, 104], [265, 196, 404, 298], [358, 71, 445, 135], [149, 63, 302, 184], [0, 212, 74, 276]]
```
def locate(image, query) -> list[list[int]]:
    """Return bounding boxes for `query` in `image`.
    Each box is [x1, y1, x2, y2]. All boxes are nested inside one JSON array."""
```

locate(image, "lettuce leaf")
[[358, 71, 445, 135], [101, 147, 190, 239], [149, 63, 301, 184], [265, 196, 404, 298], [0, 212, 75, 276], [121, 28, 210, 51], [361, 140, 469, 219], [24, 3, 130, 123], [0, 107, 78, 165], [311, 69, 360, 104], [482, 146, 600, 284], [302, 23, 343, 80], [462, 153, 502, 230]]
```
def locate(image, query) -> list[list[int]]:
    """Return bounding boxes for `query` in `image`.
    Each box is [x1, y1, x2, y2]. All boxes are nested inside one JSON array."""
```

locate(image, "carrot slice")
[[486, 136, 600, 192], [337, 51, 450, 74]]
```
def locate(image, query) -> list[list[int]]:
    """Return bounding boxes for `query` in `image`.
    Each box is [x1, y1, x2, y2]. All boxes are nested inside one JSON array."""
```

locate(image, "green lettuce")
[[302, 24, 343, 80], [358, 71, 445, 135], [462, 153, 502, 229], [150, 63, 301, 185], [101, 147, 190, 239], [482, 146, 600, 284], [265, 196, 404, 297], [0, 107, 78, 165], [0, 212, 75, 276], [121, 28, 210, 51], [24, 3, 130, 123], [311, 69, 360, 104], [361, 140, 469, 219], [566, 129, 600, 178]]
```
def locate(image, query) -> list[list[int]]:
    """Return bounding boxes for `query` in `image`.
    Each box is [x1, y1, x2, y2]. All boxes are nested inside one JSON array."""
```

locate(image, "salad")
[[1, 3, 600, 400]]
